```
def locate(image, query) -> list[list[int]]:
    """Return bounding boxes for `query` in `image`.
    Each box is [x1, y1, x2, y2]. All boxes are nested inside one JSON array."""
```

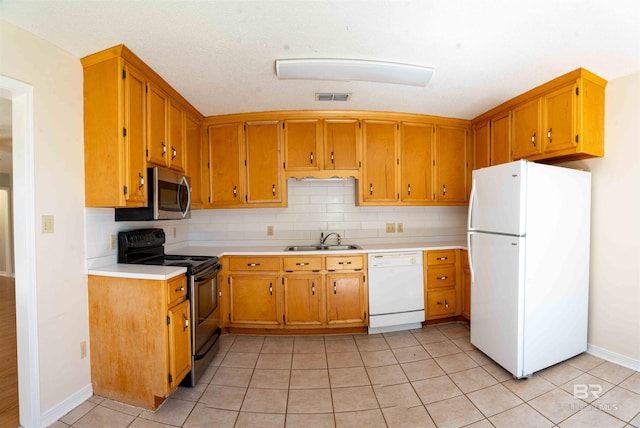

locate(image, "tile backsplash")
[[86, 178, 467, 268]]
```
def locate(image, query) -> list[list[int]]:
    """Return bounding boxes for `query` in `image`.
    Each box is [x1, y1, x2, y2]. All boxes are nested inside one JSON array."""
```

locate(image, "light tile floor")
[[52, 322, 640, 427]]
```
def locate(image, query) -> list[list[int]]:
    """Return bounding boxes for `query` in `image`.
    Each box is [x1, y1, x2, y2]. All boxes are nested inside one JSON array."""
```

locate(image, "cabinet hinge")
[[432, 160, 435, 166], [208, 162, 210, 169], [282, 123, 285, 129], [208, 196, 211, 203], [397, 124, 399, 130], [359, 161, 362, 168], [168, 374, 173, 384], [166, 315, 170, 325], [576, 87, 579, 96], [227, 277, 230, 285], [244, 124, 247, 132], [228, 313, 231, 321], [283, 314, 285, 323], [364, 311, 367, 320], [146, 149, 149, 156], [122, 127, 127, 137], [281, 278, 284, 285], [244, 159, 247, 166], [123, 186, 128, 195], [358, 121, 361, 128], [145, 84, 148, 93], [207, 127, 209, 135], [575, 134, 579, 143], [396, 158, 399, 165], [283, 162, 286, 169], [363, 275, 366, 282], [245, 195, 248, 202], [122, 69, 126, 79]]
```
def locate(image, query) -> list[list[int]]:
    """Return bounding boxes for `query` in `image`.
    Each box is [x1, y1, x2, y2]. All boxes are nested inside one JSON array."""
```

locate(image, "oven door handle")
[[194, 264, 222, 282]]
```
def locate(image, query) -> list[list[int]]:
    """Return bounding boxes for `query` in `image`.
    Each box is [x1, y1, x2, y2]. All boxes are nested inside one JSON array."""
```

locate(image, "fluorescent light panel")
[[276, 59, 434, 87]]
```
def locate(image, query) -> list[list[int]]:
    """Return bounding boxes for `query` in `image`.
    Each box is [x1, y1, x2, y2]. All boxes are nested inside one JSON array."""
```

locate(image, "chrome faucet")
[[320, 232, 341, 246]]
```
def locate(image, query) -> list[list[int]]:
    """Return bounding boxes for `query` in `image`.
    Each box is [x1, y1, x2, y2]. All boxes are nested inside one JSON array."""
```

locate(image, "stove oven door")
[[190, 263, 222, 371]]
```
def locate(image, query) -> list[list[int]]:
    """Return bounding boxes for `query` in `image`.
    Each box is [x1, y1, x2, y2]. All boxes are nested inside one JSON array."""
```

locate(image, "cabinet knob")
[[175, 286, 185, 293]]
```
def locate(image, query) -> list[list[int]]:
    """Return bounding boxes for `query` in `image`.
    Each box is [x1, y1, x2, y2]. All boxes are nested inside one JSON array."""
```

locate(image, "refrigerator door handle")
[[467, 178, 477, 231], [467, 231, 475, 283]]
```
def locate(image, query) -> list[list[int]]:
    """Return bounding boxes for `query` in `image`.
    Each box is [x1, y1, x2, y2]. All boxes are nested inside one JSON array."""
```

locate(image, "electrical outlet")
[[267, 225, 274, 236], [110, 234, 116, 250], [80, 341, 87, 359], [397, 223, 404, 233], [385, 223, 396, 233], [42, 215, 54, 234]]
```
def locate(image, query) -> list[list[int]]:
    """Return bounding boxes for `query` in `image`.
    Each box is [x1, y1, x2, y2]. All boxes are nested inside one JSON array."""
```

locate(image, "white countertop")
[[89, 240, 466, 279]]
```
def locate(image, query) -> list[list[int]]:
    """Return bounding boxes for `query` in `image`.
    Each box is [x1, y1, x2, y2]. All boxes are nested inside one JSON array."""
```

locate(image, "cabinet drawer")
[[427, 266, 456, 289], [168, 275, 187, 306], [326, 255, 364, 271], [426, 250, 457, 266], [427, 289, 457, 318], [283, 256, 322, 272], [228, 256, 280, 271]]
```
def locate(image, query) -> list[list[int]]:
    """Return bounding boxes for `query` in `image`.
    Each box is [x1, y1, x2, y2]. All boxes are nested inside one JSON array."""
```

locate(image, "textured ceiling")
[[1, 0, 640, 121]]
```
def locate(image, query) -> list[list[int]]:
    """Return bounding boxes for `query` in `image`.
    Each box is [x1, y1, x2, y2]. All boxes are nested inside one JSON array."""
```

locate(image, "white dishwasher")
[[368, 251, 425, 334]]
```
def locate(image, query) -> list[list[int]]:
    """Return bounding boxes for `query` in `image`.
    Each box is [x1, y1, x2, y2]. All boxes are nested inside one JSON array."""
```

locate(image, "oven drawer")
[[168, 275, 187, 307], [228, 256, 281, 271]]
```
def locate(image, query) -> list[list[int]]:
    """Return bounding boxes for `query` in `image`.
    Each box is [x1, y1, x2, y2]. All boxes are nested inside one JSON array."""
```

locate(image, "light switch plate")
[[267, 225, 274, 236], [42, 215, 54, 234], [397, 223, 404, 233]]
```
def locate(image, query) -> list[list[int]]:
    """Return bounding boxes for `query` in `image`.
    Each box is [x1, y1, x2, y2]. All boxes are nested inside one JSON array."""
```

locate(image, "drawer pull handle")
[[338, 261, 352, 265], [310, 152, 314, 164], [442, 184, 447, 196], [172, 146, 177, 160], [437, 300, 450, 309], [296, 262, 309, 266], [247, 263, 261, 267], [269, 283, 273, 296], [436, 276, 448, 280], [407, 183, 411, 195], [547, 128, 552, 144], [138, 172, 145, 190], [312, 283, 315, 295], [333, 282, 337, 294], [183, 314, 189, 331], [436, 257, 448, 261], [272, 184, 276, 196], [175, 286, 185, 293], [331, 151, 335, 163], [233, 185, 237, 198], [531, 132, 536, 147], [161, 141, 166, 155]]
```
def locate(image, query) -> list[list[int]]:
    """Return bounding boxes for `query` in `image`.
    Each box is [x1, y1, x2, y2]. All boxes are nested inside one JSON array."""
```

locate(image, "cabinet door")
[[208, 123, 243, 206], [326, 273, 367, 326], [168, 101, 185, 172], [324, 119, 360, 170], [400, 122, 434, 203], [229, 274, 280, 326], [543, 83, 577, 153], [473, 120, 490, 171], [490, 112, 511, 165], [167, 299, 191, 391], [434, 125, 468, 202], [146, 82, 169, 167], [284, 119, 321, 171], [283, 275, 324, 326], [245, 121, 283, 204], [511, 98, 542, 159], [123, 64, 147, 204], [185, 114, 203, 209], [362, 120, 398, 202]]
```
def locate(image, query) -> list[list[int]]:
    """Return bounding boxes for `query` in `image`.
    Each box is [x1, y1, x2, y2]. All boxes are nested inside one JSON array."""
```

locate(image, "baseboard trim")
[[41, 383, 93, 428], [587, 343, 640, 372]]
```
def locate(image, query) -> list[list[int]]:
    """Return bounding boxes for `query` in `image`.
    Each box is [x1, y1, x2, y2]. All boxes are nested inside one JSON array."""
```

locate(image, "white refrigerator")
[[467, 160, 591, 378]]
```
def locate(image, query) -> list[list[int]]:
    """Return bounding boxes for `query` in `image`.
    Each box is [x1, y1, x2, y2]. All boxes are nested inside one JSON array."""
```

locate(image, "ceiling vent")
[[315, 92, 351, 102]]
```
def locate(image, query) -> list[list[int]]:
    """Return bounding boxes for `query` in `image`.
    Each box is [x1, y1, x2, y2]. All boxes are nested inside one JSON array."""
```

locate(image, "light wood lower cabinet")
[[223, 254, 367, 331], [424, 250, 461, 321], [88, 274, 191, 410]]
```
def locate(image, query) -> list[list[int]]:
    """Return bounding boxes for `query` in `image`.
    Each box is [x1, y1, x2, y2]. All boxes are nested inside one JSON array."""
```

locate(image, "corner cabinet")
[[81, 44, 204, 208], [88, 274, 191, 410]]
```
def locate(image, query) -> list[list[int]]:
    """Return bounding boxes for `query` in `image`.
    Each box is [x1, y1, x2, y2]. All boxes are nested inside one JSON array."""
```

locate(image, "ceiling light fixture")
[[275, 59, 435, 87]]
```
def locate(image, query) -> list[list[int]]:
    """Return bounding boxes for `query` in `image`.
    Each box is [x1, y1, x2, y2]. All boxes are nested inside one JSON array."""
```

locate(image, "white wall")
[[86, 178, 467, 267], [562, 72, 640, 369], [0, 19, 90, 418]]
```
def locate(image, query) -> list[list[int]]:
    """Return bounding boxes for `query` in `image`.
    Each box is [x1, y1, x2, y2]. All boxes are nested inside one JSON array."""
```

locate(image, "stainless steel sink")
[[284, 244, 361, 251]]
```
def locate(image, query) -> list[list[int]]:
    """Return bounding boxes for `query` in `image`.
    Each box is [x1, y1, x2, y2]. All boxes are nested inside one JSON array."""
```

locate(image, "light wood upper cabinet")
[[490, 111, 511, 166], [473, 120, 490, 171], [473, 68, 606, 164], [284, 119, 322, 171], [324, 119, 360, 171], [400, 122, 434, 203], [512, 98, 542, 159], [245, 121, 284, 205], [83, 57, 147, 207], [434, 125, 468, 203], [361, 120, 399, 203], [207, 123, 244, 207], [168, 100, 186, 172], [185, 114, 204, 208], [146, 82, 169, 167]]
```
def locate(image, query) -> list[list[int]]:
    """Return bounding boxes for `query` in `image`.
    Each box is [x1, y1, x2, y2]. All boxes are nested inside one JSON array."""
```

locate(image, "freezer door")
[[469, 232, 525, 377], [469, 160, 527, 236]]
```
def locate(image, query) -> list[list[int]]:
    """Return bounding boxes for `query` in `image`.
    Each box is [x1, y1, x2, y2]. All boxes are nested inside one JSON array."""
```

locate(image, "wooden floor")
[[0, 275, 19, 428]]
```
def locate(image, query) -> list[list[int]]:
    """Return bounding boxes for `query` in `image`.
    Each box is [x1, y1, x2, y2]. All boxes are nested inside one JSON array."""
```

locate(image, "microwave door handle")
[[179, 175, 191, 218]]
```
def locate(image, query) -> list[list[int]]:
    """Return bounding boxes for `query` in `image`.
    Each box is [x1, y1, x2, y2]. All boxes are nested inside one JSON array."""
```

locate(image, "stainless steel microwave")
[[115, 167, 191, 221]]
